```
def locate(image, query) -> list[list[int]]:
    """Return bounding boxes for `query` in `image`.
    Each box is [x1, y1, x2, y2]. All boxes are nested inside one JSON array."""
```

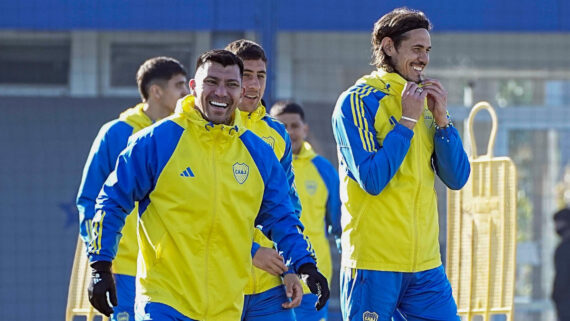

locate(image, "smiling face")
[[239, 59, 267, 112], [385, 28, 431, 83], [189, 61, 244, 125]]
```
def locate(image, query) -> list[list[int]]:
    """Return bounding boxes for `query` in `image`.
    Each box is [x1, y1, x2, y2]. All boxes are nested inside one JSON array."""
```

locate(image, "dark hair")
[[225, 39, 268, 63], [136, 56, 187, 101], [371, 7, 432, 72], [554, 208, 570, 223], [195, 49, 244, 77], [270, 100, 305, 122]]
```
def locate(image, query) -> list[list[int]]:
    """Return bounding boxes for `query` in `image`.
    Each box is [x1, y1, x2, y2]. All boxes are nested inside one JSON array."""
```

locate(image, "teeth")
[[245, 95, 257, 99], [413, 66, 423, 71], [210, 101, 227, 108]]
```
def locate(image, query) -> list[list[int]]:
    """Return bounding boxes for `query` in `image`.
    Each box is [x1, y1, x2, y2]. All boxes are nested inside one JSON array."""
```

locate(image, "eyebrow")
[[244, 69, 267, 74]]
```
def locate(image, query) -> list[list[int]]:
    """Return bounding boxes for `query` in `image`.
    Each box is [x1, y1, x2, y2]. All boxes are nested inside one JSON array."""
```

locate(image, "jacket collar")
[[175, 95, 241, 137], [294, 141, 317, 161], [238, 102, 267, 123]]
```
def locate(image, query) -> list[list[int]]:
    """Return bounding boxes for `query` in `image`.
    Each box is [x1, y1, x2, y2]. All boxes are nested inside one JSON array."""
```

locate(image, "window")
[[109, 43, 193, 88], [0, 39, 70, 85]]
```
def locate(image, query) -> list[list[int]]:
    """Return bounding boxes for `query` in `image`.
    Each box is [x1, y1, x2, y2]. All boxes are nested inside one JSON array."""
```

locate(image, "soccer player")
[[225, 40, 312, 321], [87, 49, 329, 321], [331, 8, 470, 321], [271, 101, 342, 321], [76, 56, 188, 321]]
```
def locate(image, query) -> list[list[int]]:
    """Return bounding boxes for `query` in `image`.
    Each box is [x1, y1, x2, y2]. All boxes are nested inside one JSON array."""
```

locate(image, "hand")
[[298, 263, 330, 311], [281, 273, 303, 309], [421, 78, 449, 127], [400, 82, 428, 129], [252, 247, 288, 275], [88, 261, 117, 317]]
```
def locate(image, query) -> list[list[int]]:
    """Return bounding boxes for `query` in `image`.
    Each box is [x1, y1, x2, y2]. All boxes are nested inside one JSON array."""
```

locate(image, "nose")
[[418, 51, 429, 65], [214, 84, 229, 96], [246, 76, 260, 90]]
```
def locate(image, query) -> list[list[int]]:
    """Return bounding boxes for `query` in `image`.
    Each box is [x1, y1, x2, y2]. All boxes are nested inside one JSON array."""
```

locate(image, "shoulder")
[[311, 155, 338, 180], [334, 83, 387, 116], [261, 115, 288, 140], [99, 119, 134, 139], [129, 118, 184, 146]]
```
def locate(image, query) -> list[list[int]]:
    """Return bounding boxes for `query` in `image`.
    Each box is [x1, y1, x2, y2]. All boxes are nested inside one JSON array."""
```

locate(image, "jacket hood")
[[295, 141, 317, 161], [357, 70, 408, 96], [119, 103, 153, 129], [175, 95, 241, 134]]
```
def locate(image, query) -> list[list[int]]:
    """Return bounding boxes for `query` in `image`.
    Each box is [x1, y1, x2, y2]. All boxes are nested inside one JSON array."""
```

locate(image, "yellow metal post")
[[66, 236, 108, 321], [447, 102, 517, 321]]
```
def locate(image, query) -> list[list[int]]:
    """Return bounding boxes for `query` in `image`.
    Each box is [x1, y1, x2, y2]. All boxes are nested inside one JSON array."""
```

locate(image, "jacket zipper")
[[412, 130, 422, 271], [203, 140, 218, 318]]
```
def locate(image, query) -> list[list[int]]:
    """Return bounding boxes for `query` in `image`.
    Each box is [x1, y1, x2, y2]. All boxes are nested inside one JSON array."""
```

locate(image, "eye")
[[205, 79, 217, 85], [227, 82, 240, 88]]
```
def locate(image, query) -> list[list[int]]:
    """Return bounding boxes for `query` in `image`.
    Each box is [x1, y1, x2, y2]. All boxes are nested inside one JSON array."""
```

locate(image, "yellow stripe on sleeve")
[[94, 211, 106, 255], [350, 91, 371, 152]]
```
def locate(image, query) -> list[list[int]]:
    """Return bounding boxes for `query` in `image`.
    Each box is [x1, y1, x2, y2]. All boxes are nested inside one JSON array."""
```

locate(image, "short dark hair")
[[195, 49, 244, 77], [136, 56, 187, 101], [270, 100, 305, 122], [225, 39, 268, 63], [371, 7, 432, 72], [554, 208, 570, 223]]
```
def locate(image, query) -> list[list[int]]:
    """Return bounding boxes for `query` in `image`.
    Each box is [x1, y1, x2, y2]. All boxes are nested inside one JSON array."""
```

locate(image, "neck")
[[238, 104, 259, 113], [293, 145, 302, 155], [143, 101, 171, 122]]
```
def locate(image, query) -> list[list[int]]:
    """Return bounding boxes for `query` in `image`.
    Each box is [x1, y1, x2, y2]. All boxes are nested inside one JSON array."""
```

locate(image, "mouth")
[[412, 64, 424, 73], [209, 100, 229, 109], [244, 94, 259, 101]]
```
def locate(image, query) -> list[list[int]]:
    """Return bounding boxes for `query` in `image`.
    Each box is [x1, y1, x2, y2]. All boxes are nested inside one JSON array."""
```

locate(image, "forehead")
[[243, 59, 267, 72], [399, 28, 431, 46], [196, 61, 241, 81], [275, 112, 303, 123]]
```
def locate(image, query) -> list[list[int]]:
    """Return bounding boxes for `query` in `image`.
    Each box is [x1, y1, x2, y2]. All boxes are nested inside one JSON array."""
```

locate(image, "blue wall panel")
[[0, 0, 567, 32]]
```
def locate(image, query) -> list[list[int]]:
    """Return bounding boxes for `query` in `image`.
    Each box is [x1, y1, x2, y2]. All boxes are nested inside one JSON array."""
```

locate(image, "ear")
[[189, 79, 197, 95], [381, 37, 395, 56], [303, 123, 309, 139], [149, 83, 162, 100]]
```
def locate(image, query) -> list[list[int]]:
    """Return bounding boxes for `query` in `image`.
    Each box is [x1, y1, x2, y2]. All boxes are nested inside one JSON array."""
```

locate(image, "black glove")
[[298, 263, 330, 311], [88, 261, 117, 317]]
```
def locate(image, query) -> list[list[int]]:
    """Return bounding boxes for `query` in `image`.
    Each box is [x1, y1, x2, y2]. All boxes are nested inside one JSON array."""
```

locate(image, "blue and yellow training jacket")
[[76, 103, 152, 276], [332, 70, 470, 273], [236, 103, 302, 295], [293, 141, 341, 294], [89, 96, 316, 321]]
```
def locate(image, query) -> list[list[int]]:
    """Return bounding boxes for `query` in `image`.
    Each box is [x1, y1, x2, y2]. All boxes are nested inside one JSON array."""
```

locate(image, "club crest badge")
[[233, 162, 249, 184], [117, 312, 130, 321], [305, 180, 318, 195], [363, 311, 379, 321]]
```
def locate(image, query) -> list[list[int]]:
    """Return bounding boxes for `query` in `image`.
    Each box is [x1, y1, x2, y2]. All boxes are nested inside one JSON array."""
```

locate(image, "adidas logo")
[[180, 167, 194, 177]]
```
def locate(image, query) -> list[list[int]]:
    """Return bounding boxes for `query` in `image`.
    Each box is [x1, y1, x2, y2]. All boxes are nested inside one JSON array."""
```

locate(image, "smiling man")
[[225, 39, 321, 321], [331, 8, 471, 321], [86, 50, 328, 321]]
